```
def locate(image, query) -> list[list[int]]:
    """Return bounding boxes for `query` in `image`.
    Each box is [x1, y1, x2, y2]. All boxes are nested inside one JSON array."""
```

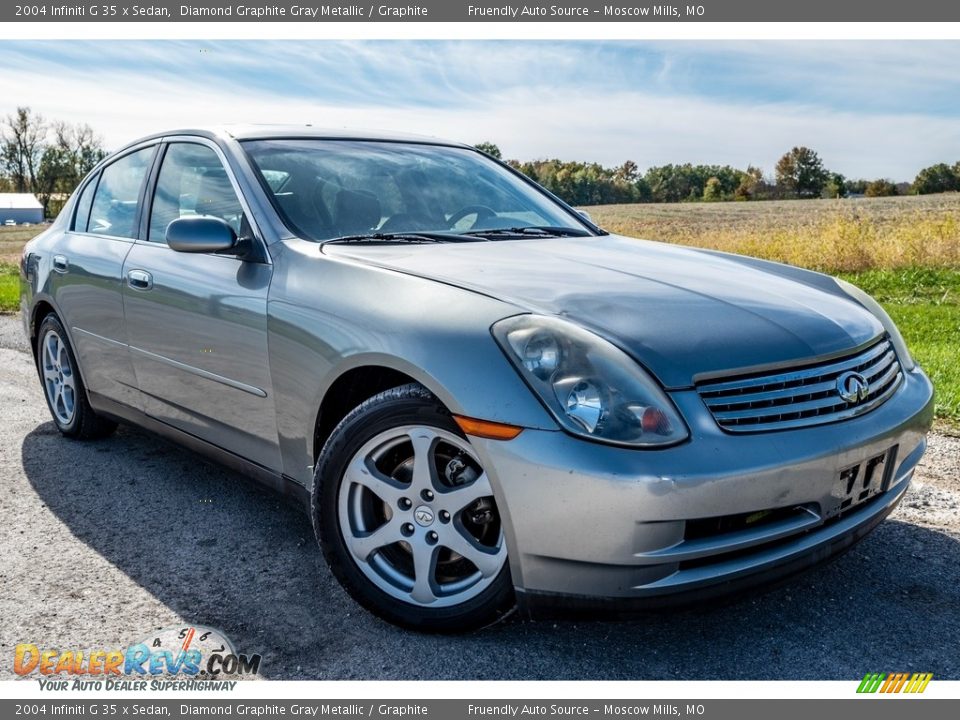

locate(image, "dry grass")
[[588, 193, 960, 273], [586, 194, 960, 425], [0, 225, 43, 265]]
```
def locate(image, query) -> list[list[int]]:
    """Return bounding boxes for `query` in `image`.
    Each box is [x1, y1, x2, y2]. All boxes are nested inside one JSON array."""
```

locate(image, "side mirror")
[[577, 209, 593, 224], [166, 216, 237, 253]]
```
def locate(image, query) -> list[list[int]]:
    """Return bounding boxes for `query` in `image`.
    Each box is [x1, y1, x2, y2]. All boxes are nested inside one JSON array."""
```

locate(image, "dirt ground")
[[0, 314, 958, 680]]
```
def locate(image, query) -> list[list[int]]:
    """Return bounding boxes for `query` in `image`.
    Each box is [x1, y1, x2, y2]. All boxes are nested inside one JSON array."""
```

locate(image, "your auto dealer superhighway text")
[[179, 4, 428, 17]]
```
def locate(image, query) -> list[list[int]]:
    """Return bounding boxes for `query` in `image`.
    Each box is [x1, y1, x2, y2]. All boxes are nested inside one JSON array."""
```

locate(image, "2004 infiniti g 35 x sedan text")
[[20, 127, 933, 631]]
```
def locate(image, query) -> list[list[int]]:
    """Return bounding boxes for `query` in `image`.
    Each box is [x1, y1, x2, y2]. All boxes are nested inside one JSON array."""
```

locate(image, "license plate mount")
[[826, 445, 899, 519]]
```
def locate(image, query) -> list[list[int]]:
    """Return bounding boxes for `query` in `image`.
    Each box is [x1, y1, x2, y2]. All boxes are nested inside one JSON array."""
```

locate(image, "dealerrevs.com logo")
[[14, 626, 261, 690]]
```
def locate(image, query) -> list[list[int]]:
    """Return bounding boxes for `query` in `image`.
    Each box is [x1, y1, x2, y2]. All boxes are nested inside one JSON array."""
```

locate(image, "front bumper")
[[470, 367, 934, 609]]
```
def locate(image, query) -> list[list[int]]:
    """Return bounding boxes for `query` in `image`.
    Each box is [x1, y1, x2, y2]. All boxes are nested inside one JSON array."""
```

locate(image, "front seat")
[[333, 189, 381, 236]]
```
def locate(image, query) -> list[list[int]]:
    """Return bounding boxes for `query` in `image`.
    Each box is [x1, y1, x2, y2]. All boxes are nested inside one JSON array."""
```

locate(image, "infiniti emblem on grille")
[[837, 371, 869, 404]]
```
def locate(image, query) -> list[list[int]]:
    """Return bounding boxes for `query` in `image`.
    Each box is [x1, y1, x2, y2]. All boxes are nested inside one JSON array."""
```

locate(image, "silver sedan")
[[19, 127, 933, 631]]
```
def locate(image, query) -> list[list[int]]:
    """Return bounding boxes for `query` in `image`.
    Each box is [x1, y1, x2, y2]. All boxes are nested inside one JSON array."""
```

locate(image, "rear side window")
[[87, 146, 155, 239], [72, 173, 99, 232], [148, 143, 245, 243]]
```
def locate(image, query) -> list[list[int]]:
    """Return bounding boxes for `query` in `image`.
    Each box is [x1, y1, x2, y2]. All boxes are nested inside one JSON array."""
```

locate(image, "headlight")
[[835, 278, 915, 371], [492, 315, 688, 447]]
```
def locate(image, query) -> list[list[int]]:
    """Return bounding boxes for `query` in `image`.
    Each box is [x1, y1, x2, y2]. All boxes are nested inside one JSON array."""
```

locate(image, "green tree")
[[845, 179, 868, 195], [775, 146, 829, 199], [1, 107, 46, 193], [734, 165, 764, 200], [823, 173, 847, 199], [912, 163, 959, 194], [865, 179, 898, 197], [35, 122, 106, 216], [510, 158, 644, 205], [614, 160, 639, 183], [702, 176, 723, 202], [474, 141, 502, 160], [642, 163, 745, 203]]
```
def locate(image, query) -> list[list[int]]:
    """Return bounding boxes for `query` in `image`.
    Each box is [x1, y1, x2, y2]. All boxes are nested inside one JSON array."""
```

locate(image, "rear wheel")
[[35, 314, 117, 440], [314, 384, 514, 632]]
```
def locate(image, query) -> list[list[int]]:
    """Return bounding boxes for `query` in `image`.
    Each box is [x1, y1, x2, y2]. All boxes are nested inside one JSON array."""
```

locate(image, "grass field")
[[0, 260, 19, 316], [0, 225, 36, 317], [1, 194, 958, 428], [589, 194, 960, 430], [590, 193, 960, 272]]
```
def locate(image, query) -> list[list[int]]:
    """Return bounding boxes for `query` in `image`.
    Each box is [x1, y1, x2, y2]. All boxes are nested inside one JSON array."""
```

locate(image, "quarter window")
[[149, 143, 245, 243], [72, 173, 99, 232], [87, 147, 155, 239]]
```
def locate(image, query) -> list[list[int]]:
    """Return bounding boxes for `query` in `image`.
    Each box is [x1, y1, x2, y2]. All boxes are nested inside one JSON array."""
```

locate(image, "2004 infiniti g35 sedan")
[[20, 127, 933, 631]]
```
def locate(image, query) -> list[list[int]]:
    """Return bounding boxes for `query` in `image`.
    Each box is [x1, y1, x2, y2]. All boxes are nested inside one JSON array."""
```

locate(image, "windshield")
[[241, 139, 592, 242]]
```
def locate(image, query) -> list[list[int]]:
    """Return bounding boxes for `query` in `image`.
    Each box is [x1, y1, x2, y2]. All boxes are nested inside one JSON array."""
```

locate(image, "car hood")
[[323, 235, 883, 388]]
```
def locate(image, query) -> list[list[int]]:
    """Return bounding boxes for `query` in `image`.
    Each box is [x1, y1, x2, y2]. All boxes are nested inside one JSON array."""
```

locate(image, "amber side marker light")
[[453, 415, 524, 440]]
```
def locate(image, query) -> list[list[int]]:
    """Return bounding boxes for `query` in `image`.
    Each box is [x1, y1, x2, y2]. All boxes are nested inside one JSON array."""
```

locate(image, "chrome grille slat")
[[713, 394, 848, 422], [697, 338, 903, 433], [698, 340, 890, 394], [863, 351, 897, 381], [867, 360, 899, 392], [702, 376, 839, 407]]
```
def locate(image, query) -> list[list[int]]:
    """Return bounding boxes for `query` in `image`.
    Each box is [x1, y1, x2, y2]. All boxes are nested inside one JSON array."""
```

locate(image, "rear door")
[[51, 143, 157, 410], [122, 139, 280, 470]]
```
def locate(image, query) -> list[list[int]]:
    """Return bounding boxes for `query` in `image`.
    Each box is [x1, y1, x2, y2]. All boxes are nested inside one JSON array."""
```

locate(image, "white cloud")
[[1, 41, 958, 180]]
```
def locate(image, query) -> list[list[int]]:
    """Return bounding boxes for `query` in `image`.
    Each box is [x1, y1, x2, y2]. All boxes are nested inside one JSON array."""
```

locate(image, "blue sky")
[[1, 41, 958, 180]]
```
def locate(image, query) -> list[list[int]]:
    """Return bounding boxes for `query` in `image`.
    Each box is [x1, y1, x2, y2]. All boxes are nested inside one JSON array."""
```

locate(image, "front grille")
[[697, 337, 903, 433]]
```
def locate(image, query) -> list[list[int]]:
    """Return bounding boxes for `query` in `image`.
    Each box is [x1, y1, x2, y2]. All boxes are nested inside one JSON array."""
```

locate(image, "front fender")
[[268, 239, 558, 486]]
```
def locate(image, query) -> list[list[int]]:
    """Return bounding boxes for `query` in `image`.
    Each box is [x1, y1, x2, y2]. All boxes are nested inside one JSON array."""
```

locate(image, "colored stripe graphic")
[[857, 673, 886, 693], [909, 673, 933, 693], [891, 673, 910, 693], [857, 672, 932, 693]]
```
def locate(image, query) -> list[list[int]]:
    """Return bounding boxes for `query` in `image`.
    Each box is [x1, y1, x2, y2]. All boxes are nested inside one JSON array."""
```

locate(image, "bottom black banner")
[[1, 700, 955, 720]]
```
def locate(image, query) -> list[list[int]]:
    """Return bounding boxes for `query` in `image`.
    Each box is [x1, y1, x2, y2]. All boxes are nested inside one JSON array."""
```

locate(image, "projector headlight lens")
[[493, 315, 688, 447], [521, 332, 562, 380]]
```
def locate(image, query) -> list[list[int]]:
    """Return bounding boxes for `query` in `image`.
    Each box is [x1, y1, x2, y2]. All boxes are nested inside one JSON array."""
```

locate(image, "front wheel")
[[313, 384, 514, 632]]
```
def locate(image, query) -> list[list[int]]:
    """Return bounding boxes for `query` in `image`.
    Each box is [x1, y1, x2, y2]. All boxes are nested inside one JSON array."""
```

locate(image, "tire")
[[313, 383, 515, 632], [35, 314, 118, 440]]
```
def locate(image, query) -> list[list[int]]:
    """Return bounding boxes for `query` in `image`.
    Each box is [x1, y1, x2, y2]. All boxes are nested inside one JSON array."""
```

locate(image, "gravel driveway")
[[1, 314, 958, 680]]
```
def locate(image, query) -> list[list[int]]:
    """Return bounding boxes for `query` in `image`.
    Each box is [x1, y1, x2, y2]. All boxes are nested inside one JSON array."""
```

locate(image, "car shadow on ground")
[[21, 421, 960, 680]]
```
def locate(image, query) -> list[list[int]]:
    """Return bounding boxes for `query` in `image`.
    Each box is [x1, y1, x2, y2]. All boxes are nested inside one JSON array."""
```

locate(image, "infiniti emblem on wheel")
[[837, 371, 870, 404], [414, 506, 435, 527]]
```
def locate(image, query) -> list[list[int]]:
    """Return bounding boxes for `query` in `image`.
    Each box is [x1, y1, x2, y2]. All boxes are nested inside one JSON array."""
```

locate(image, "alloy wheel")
[[337, 425, 507, 608], [41, 328, 77, 426]]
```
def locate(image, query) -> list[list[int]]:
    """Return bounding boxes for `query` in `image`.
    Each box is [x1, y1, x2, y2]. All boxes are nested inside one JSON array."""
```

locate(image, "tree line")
[[0, 107, 107, 217], [2, 107, 958, 220], [476, 142, 960, 206]]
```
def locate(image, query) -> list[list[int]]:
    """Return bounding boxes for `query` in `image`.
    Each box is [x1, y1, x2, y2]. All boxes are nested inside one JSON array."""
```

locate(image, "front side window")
[[149, 143, 245, 243], [87, 146, 155, 239], [242, 140, 588, 242]]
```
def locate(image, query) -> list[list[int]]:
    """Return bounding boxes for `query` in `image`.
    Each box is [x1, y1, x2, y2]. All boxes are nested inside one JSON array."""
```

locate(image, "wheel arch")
[[29, 297, 59, 361], [312, 363, 428, 464]]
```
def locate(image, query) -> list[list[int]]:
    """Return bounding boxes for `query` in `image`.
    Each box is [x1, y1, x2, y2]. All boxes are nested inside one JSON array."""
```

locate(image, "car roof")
[[116, 125, 470, 152]]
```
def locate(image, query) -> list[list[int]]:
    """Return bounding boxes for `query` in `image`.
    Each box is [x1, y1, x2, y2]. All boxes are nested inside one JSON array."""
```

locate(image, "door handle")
[[127, 269, 153, 291], [52, 255, 69, 273]]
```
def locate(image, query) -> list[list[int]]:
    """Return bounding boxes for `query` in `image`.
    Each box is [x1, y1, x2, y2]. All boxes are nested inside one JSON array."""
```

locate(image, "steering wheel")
[[446, 205, 497, 230]]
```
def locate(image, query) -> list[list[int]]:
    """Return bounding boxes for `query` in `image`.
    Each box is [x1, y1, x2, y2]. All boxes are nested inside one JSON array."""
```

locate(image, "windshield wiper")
[[322, 231, 485, 245], [463, 226, 592, 239]]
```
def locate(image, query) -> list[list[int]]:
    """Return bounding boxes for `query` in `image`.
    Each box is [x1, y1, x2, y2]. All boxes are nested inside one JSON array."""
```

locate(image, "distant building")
[[0, 193, 44, 224]]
